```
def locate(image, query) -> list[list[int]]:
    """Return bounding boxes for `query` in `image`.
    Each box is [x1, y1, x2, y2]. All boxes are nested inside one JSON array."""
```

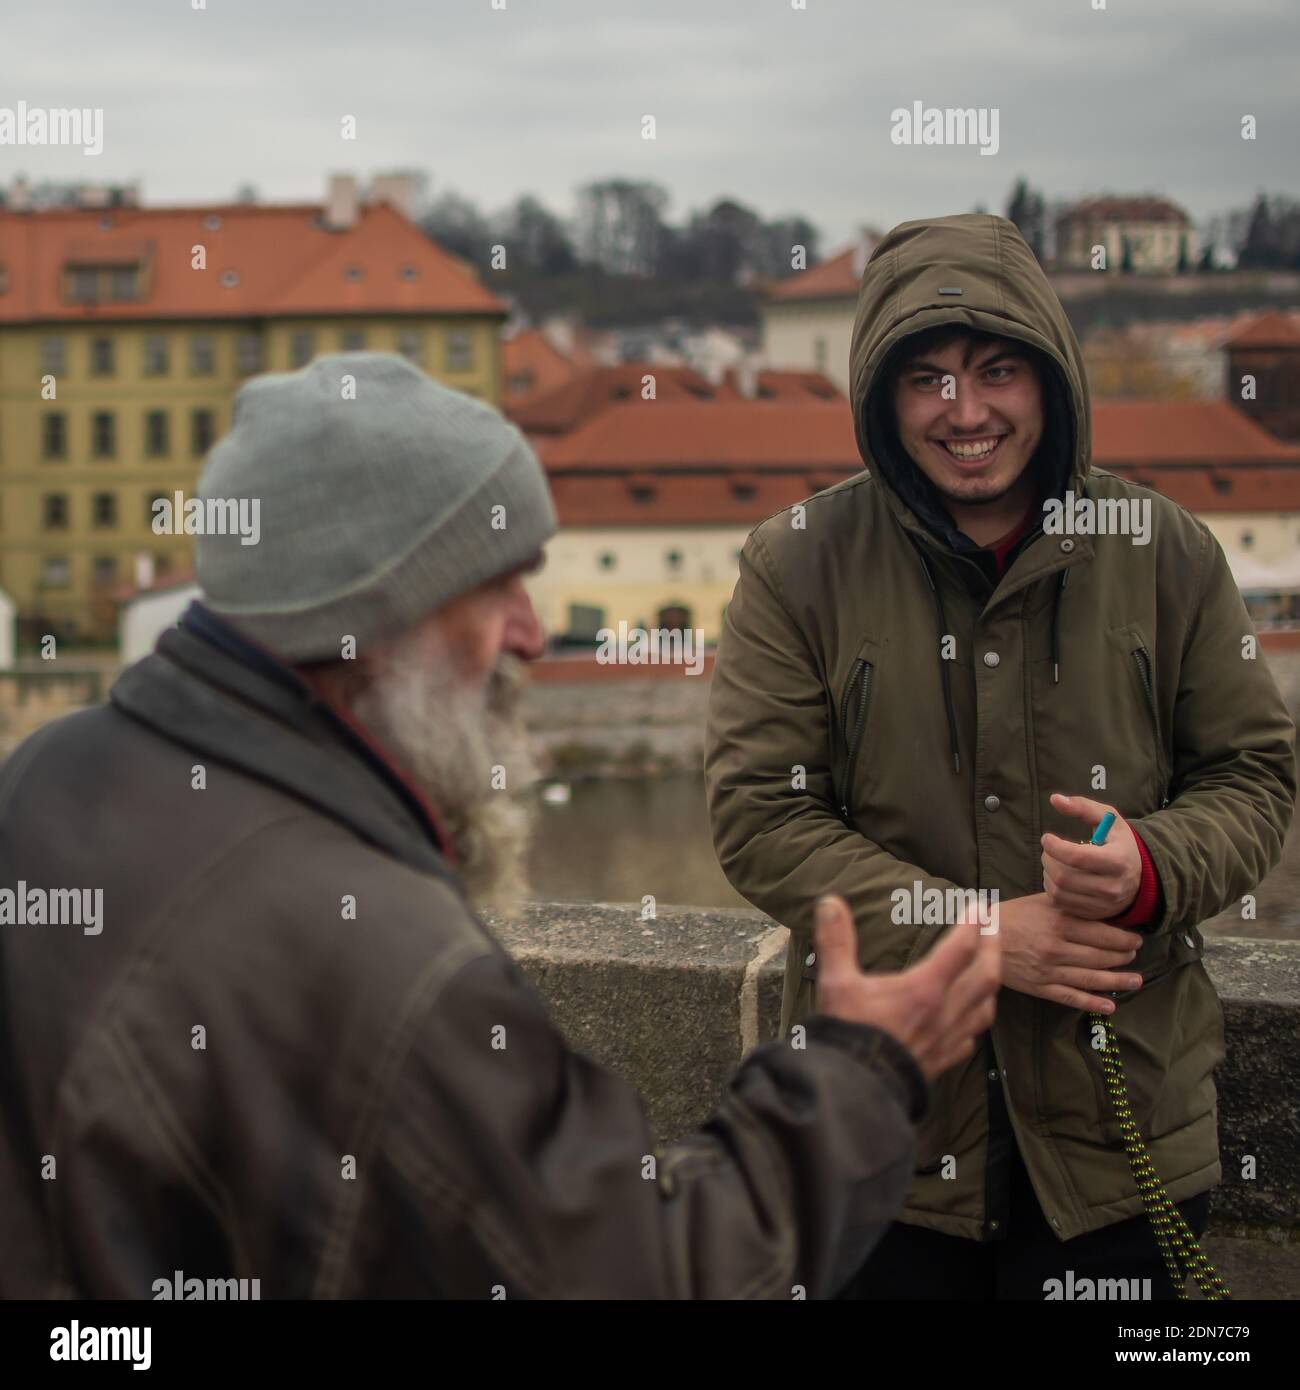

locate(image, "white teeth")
[[941, 437, 1001, 460]]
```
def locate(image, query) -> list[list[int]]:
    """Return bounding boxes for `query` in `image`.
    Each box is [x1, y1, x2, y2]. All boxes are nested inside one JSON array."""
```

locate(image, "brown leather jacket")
[[0, 603, 927, 1299]]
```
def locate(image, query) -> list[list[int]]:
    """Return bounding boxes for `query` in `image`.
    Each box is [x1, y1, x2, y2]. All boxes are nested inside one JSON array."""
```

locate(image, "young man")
[[705, 214, 1296, 1299]]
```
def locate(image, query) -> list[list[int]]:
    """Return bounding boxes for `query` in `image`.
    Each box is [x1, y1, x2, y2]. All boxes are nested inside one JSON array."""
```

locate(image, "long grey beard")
[[350, 644, 538, 918]]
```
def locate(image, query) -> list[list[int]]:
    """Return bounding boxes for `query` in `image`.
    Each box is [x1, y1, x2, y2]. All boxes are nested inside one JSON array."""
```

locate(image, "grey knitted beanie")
[[195, 352, 557, 662]]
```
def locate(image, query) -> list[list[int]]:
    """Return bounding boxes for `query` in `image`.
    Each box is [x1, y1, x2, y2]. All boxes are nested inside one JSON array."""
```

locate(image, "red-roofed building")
[[760, 228, 881, 394], [0, 174, 508, 641], [1056, 197, 1197, 274]]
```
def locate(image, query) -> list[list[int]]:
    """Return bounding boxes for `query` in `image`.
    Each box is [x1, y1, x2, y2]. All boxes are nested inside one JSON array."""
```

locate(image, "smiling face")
[[890, 330, 1044, 516]]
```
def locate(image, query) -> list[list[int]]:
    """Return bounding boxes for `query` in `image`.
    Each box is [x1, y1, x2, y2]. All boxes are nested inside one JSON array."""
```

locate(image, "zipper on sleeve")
[[839, 658, 872, 825]]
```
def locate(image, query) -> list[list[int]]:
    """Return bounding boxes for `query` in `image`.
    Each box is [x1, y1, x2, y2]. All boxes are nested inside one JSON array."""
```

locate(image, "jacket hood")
[[849, 213, 1091, 556]]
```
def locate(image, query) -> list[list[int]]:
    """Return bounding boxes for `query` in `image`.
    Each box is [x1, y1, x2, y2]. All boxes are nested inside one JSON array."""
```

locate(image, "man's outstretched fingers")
[[912, 916, 982, 994], [811, 894, 858, 990]]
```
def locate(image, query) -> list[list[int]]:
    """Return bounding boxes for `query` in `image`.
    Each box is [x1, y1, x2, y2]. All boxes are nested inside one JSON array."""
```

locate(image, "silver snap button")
[[1060, 539, 1075, 553], [984, 795, 1000, 812], [1181, 933, 1195, 949], [983, 651, 1000, 668], [805, 952, 816, 966], [1052, 1217, 1062, 1229], [988, 1219, 1000, 1231], [988, 1069, 999, 1081]]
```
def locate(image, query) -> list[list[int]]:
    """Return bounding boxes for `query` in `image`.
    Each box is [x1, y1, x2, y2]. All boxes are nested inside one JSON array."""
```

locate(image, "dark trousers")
[[836, 1143, 1212, 1301]]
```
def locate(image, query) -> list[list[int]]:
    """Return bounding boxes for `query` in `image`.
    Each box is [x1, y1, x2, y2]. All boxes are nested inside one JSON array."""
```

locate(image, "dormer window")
[[219, 269, 240, 288], [204, 213, 223, 231], [344, 265, 363, 283]]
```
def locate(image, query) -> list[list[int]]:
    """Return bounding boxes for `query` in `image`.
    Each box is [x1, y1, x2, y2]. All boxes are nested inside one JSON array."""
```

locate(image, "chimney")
[[324, 174, 359, 231], [367, 173, 415, 221], [736, 360, 759, 399], [8, 176, 31, 212]]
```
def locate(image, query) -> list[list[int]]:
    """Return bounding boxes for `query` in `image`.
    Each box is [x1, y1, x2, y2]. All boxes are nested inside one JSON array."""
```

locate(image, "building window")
[[340, 328, 367, 351], [814, 336, 828, 371], [92, 411, 116, 459], [41, 337, 66, 376], [397, 328, 423, 363], [145, 410, 170, 457], [598, 552, 617, 572], [290, 330, 315, 368], [1241, 530, 1255, 549], [236, 334, 262, 376], [629, 484, 656, 504], [445, 329, 473, 372], [42, 412, 67, 460], [43, 493, 70, 530], [92, 556, 117, 587], [91, 492, 117, 529], [189, 335, 216, 375], [665, 549, 684, 572], [89, 337, 115, 376], [41, 556, 71, 588], [155, 552, 174, 579], [70, 268, 99, 303], [731, 482, 757, 502], [110, 266, 138, 301], [1211, 476, 1232, 495], [192, 408, 215, 457], [142, 335, 169, 376]]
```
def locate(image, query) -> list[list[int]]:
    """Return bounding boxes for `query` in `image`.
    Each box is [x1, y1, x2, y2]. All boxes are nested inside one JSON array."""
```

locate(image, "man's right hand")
[[812, 894, 1000, 1083], [993, 892, 1144, 1014]]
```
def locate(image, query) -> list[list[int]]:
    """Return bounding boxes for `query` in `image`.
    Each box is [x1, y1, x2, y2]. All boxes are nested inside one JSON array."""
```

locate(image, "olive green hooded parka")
[[705, 213, 1296, 1241]]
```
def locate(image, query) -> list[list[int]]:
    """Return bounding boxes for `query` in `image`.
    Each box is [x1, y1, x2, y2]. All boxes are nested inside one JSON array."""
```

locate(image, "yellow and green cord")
[[1089, 1010, 1231, 1300]]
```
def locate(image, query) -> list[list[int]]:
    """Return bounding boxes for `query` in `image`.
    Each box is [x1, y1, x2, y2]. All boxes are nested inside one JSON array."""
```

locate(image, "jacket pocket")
[[834, 657, 874, 826]]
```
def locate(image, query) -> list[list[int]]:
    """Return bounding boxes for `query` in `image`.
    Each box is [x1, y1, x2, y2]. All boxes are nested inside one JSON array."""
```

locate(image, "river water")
[[527, 773, 1300, 940]]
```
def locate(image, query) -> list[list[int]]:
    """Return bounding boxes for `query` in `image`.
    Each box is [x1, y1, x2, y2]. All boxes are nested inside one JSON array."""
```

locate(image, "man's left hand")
[[1040, 793, 1142, 921]]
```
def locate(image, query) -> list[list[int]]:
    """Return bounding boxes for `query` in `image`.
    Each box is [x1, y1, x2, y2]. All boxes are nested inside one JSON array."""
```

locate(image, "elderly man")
[[0, 353, 997, 1299]]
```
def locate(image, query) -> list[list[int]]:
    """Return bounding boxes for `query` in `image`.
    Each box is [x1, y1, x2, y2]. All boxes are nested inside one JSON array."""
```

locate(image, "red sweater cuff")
[[1108, 829, 1161, 928]]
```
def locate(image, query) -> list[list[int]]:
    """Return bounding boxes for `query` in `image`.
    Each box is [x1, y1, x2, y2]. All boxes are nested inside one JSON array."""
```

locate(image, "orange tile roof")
[[502, 328, 579, 407], [764, 245, 860, 303], [543, 398, 859, 471], [513, 362, 844, 440], [509, 363, 723, 435], [0, 200, 506, 323], [1107, 465, 1300, 513], [1092, 400, 1300, 465], [548, 470, 850, 527], [1224, 310, 1300, 350]]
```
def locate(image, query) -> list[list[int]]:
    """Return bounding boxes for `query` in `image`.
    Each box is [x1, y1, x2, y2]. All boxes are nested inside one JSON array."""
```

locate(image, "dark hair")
[[890, 324, 1021, 375]]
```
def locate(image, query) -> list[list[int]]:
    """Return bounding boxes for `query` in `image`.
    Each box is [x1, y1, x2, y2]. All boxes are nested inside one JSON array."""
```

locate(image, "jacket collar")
[[110, 602, 463, 888]]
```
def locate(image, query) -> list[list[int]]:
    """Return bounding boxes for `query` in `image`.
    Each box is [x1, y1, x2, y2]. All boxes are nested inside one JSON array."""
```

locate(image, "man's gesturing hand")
[[811, 894, 1000, 1083], [1041, 793, 1142, 921]]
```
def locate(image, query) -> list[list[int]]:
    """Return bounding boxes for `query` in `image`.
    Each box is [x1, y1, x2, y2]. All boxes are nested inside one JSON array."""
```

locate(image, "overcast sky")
[[1, 0, 1295, 252]]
